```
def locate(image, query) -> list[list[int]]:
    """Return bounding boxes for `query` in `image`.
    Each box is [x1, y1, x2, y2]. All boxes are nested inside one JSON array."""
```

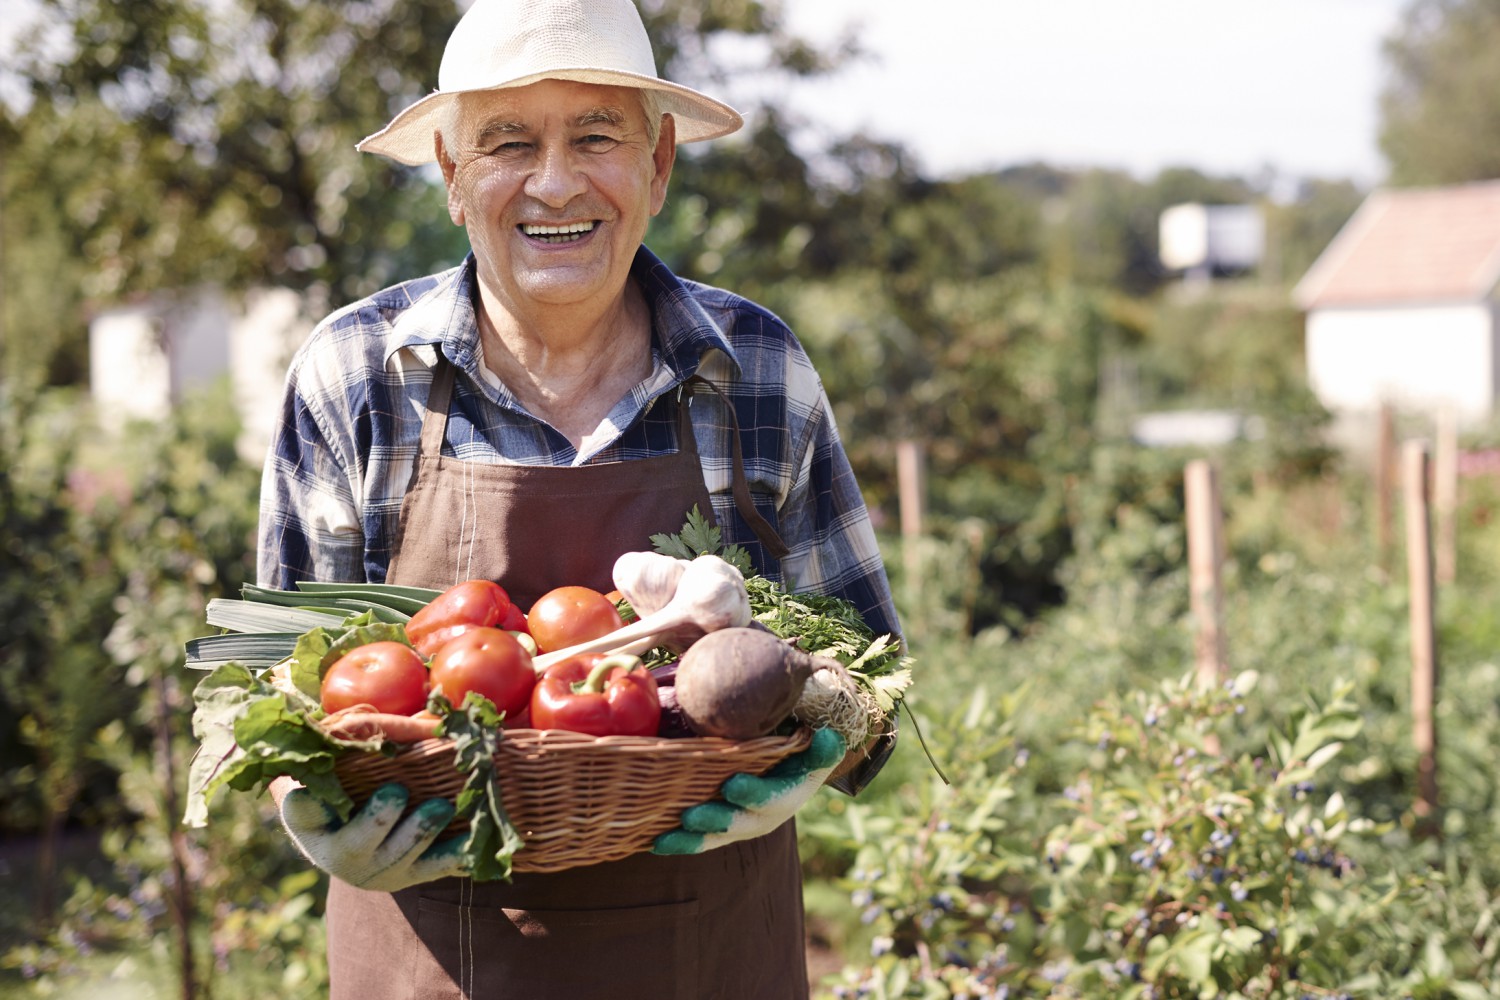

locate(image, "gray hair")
[[638, 88, 665, 146]]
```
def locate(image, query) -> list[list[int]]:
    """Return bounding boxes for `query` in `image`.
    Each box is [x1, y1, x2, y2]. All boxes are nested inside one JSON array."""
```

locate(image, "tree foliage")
[[8, 0, 465, 298], [1379, 0, 1500, 185]]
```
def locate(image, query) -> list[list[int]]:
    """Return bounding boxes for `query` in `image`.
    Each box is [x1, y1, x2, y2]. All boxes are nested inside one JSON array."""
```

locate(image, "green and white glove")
[[653, 728, 847, 855], [281, 782, 468, 892]]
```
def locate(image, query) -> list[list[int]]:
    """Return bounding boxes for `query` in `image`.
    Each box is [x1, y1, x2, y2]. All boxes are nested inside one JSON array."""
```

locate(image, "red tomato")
[[498, 602, 529, 635], [428, 626, 536, 717], [527, 586, 624, 654], [407, 580, 512, 657], [320, 641, 429, 716], [413, 622, 482, 657]]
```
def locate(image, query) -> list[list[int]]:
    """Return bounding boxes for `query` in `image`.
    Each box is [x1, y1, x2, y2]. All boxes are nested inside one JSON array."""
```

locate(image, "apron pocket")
[[413, 896, 701, 1000]]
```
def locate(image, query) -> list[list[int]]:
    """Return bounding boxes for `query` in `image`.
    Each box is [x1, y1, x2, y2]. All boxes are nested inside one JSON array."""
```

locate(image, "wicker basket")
[[333, 726, 812, 873]]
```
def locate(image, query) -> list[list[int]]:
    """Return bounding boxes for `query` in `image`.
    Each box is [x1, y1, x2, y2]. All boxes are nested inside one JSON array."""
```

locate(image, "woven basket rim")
[[332, 725, 813, 872]]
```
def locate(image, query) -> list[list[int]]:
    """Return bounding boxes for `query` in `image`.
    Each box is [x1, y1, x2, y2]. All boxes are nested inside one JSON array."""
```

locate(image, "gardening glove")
[[280, 782, 468, 892], [652, 727, 846, 855]]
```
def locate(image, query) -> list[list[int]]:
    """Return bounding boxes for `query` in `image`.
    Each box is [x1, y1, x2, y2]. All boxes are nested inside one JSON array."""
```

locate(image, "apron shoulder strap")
[[419, 358, 459, 458], [399, 356, 459, 497], [682, 375, 791, 561]]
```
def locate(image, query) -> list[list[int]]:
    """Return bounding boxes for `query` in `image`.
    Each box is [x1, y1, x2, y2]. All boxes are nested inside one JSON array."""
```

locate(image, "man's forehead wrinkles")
[[466, 102, 632, 137]]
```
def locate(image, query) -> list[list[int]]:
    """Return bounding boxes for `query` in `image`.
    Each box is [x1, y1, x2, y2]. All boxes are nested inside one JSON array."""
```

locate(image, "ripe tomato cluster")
[[317, 580, 658, 737]]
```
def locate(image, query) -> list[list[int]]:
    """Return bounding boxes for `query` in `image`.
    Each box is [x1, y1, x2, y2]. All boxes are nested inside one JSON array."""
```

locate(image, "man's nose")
[[525, 142, 589, 207]]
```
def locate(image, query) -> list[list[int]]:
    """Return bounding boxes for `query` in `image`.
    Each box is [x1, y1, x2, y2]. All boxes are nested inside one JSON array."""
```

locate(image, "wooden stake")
[[1434, 408, 1458, 586], [1402, 440, 1440, 824], [1185, 460, 1228, 690]]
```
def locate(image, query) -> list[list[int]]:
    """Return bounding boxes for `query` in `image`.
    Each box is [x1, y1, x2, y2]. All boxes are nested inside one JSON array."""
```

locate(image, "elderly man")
[[257, 0, 898, 996]]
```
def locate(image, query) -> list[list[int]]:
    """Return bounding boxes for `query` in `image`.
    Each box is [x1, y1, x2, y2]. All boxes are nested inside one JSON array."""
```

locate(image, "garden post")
[[1402, 440, 1440, 825], [1185, 459, 1227, 690]]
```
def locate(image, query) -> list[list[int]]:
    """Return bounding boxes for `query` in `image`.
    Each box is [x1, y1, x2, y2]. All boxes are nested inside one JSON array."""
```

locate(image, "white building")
[[88, 286, 314, 463], [1293, 179, 1500, 428], [1159, 203, 1266, 275]]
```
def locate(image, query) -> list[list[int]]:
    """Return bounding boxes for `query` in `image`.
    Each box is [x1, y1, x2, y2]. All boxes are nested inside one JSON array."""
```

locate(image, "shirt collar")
[[381, 248, 741, 380], [630, 245, 742, 380], [380, 259, 479, 371]]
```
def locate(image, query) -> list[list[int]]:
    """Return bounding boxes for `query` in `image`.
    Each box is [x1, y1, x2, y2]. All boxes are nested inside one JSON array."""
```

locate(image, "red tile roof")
[[1293, 178, 1500, 309]]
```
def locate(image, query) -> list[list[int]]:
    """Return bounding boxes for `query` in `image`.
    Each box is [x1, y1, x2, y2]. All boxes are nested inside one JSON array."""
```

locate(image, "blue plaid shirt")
[[257, 246, 900, 639]]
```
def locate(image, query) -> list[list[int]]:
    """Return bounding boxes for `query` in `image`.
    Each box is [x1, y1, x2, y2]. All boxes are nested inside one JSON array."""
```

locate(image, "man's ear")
[[649, 113, 677, 217], [435, 130, 465, 226]]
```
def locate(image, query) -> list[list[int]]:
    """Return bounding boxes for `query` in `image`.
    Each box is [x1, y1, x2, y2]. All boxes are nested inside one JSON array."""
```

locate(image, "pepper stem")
[[573, 653, 643, 695]]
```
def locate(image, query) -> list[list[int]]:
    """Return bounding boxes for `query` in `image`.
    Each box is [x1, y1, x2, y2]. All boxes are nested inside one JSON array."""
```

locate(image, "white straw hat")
[[357, 0, 744, 165]]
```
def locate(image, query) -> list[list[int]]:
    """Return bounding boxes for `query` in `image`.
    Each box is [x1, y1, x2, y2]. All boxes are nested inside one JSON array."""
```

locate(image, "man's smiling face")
[[437, 79, 675, 321]]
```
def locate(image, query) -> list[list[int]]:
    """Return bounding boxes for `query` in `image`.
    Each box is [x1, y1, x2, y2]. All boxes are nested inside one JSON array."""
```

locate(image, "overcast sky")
[[767, 0, 1411, 186], [2, 0, 1412, 187]]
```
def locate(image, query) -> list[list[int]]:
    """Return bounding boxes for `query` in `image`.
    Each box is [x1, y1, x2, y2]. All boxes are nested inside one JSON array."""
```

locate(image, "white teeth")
[[522, 222, 595, 236]]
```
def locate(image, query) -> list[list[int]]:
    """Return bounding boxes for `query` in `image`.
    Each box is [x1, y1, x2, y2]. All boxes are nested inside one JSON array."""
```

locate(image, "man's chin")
[[482, 264, 617, 313]]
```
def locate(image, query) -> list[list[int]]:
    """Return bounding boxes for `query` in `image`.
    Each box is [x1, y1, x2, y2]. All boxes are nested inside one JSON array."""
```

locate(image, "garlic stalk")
[[531, 554, 751, 672]]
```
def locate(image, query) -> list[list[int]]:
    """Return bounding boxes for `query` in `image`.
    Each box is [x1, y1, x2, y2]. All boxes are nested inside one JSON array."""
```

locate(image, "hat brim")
[[357, 69, 743, 166]]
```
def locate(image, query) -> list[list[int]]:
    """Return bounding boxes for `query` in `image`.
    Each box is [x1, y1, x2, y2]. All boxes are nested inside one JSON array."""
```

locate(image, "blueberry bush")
[[798, 454, 1500, 999]]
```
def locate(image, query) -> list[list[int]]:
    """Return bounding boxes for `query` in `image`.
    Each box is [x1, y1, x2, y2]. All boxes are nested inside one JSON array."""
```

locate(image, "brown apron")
[[326, 358, 808, 1000]]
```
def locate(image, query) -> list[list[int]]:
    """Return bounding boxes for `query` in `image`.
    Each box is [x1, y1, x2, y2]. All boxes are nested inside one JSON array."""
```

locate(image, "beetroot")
[[654, 685, 698, 738], [672, 627, 815, 739]]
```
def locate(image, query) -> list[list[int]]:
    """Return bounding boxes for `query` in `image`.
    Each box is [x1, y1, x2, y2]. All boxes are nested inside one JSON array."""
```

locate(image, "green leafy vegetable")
[[649, 506, 753, 577], [184, 603, 525, 882], [652, 515, 912, 700], [240, 583, 416, 623], [438, 693, 525, 882], [184, 661, 376, 828], [185, 632, 304, 670], [286, 615, 409, 700]]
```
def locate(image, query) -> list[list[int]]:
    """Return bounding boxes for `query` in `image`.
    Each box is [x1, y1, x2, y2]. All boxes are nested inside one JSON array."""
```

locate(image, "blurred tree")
[[648, 105, 827, 302], [1263, 177, 1365, 285], [2, 0, 466, 389], [1380, 0, 1500, 184], [1038, 166, 1257, 295], [0, 111, 96, 388], [2, 0, 857, 390], [8, 0, 465, 299], [0, 388, 133, 927]]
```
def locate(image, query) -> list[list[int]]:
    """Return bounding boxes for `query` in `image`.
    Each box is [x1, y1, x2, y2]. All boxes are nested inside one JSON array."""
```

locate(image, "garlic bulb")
[[532, 554, 751, 671], [612, 551, 689, 617]]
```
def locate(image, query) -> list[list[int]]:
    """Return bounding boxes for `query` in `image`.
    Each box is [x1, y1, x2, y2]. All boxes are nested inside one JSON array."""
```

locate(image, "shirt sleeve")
[[776, 379, 902, 643], [256, 354, 368, 588]]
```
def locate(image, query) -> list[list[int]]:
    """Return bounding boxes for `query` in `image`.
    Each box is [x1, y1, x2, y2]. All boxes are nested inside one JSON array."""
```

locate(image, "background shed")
[[1293, 179, 1500, 429]]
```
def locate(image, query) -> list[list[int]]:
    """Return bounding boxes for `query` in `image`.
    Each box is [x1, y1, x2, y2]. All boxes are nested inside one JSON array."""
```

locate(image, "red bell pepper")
[[529, 653, 661, 737]]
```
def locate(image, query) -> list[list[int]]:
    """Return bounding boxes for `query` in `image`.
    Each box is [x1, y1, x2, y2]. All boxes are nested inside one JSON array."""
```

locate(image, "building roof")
[[1293, 178, 1500, 309]]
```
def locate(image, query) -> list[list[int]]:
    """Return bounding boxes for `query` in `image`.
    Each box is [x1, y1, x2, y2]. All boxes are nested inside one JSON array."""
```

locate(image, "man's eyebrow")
[[474, 117, 527, 143], [575, 106, 629, 129]]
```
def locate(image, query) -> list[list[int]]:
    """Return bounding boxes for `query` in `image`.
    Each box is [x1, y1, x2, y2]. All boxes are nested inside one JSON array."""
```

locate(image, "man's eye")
[[580, 134, 616, 146]]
